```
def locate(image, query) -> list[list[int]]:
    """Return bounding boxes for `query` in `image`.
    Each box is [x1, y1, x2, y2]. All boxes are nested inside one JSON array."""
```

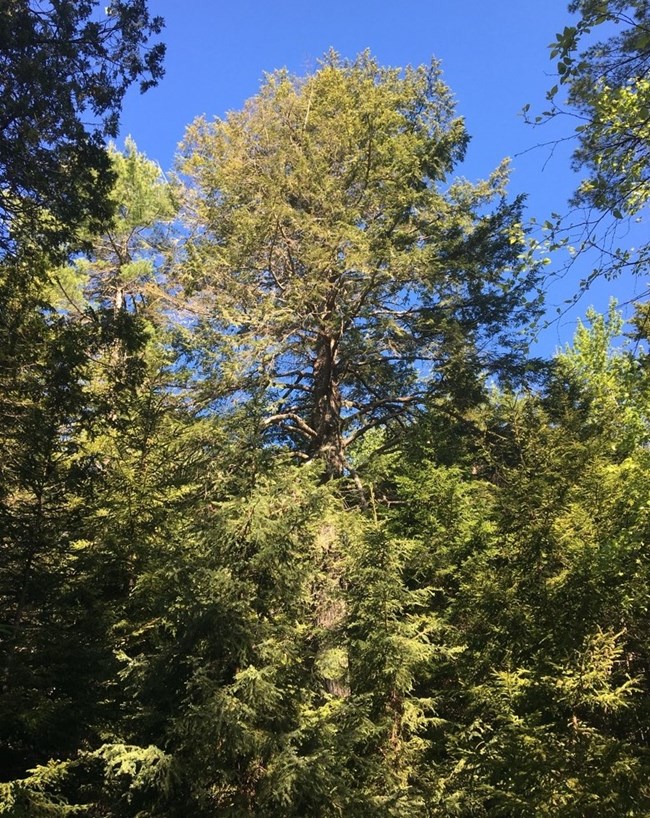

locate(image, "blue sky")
[[118, 0, 644, 356]]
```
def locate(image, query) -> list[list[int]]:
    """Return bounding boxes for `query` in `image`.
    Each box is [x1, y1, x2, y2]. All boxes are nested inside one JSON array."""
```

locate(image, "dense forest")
[[1, 1, 649, 815]]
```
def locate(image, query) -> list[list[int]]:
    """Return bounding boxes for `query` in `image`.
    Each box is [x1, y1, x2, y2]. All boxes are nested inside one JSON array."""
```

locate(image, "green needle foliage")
[[0, 142, 186, 809], [178, 51, 541, 475], [389, 306, 650, 816], [1, 45, 649, 818], [0, 1, 165, 261]]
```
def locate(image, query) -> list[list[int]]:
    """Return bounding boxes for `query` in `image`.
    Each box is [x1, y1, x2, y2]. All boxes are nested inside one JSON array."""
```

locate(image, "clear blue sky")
[[118, 0, 643, 355]]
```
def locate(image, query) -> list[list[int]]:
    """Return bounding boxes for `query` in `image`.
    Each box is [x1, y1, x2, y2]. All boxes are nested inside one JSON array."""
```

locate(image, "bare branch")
[[263, 412, 318, 439]]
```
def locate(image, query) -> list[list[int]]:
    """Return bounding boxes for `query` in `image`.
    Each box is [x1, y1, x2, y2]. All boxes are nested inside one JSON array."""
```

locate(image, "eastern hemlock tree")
[[178, 51, 542, 476], [0, 267, 105, 779], [388, 307, 650, 816], [0, 142, 182, 793], [0, 0, 165, 260]]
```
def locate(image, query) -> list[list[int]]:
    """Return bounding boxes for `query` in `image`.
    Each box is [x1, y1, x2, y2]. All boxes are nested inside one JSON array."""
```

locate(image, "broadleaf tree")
[[538, 0, 650, 294]]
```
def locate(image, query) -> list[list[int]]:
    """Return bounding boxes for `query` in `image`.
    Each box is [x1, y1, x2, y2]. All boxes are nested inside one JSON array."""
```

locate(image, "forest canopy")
[[178, 52, 541, 475], [0, 5, 649, 816]]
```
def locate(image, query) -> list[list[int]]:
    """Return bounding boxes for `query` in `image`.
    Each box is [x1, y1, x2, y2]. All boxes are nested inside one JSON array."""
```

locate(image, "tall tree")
[[0, 141, 179, 785], [0, 0, 165, 260], [179, 52, 541, 475]]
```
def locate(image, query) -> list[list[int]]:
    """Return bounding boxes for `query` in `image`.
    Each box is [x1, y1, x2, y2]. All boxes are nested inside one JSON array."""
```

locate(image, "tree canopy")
[[0, 26, 649, 818], [542, 0, 650, 291], [0, 0, 165, 260], [179, 52, 541, 475]]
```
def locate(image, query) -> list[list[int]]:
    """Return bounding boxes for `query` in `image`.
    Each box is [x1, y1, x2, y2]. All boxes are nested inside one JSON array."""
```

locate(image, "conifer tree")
[[178, 51, 541, 475], [389, 307, 650, 815], [0, 0, 165, 260], [0, 141, 182, 796]]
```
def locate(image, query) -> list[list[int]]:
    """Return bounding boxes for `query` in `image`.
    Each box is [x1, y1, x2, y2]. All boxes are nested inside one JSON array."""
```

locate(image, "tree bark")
[[310, 331, 345, 476]]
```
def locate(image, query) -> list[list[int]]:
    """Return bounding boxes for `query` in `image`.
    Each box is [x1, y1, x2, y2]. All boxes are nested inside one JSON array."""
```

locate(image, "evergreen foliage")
[[178, 52, 542, 475], [1, 46, 649, 818], [0, 0, 165, 260]]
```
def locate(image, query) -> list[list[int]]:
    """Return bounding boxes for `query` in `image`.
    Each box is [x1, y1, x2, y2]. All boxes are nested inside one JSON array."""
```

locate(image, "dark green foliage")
[[0, 144, 182, 789], [0, 268, 104, 777], [1, 47, 650, 818], [0, 0, 165, 259]]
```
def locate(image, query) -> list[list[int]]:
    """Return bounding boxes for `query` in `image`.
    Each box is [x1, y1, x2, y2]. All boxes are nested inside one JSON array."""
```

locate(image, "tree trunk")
[[310, 331, 345, 476]]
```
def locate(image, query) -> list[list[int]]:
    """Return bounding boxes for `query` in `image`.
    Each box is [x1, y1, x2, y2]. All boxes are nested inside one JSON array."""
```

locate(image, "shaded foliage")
[[0, 0, 164, 259], [1, 47, 649, 818]]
